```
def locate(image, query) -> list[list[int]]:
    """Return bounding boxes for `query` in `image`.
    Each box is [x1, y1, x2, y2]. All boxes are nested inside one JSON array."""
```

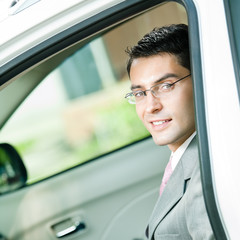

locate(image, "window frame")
[[223, 0, 240, 100], [186, 1, 228, 239]]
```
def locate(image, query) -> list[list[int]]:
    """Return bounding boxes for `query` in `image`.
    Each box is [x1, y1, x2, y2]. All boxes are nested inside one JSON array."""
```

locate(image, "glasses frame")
[[125, 73, 191, 104]]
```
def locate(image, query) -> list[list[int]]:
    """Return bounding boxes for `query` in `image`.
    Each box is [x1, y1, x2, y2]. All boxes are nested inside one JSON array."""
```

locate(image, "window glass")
[[0, 2, 187, 184]]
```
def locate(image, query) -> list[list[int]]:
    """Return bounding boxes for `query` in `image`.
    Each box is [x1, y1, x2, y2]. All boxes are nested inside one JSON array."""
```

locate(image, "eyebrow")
[[130, 73, 179, 90]]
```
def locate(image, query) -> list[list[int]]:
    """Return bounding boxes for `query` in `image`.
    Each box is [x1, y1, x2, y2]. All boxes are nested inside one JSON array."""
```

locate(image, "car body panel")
[[192, 0, 240, 238]]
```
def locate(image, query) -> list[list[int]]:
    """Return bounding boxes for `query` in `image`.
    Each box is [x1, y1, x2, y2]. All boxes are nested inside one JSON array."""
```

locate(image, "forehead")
[[129, 54, 187, 88]]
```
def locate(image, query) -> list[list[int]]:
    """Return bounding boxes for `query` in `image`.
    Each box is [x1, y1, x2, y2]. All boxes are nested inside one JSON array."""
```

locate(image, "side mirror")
[[0, 143, 27, 194]]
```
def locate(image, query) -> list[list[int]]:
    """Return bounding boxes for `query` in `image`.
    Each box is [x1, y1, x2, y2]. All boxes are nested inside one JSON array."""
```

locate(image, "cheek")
[[178, 92, 195, 124], [136, 104, 145, 121], [170, 87, 195, 121], [185, 88, 195, 114]]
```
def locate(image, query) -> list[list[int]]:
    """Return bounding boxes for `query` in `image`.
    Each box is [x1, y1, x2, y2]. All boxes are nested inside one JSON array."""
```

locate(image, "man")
[[125, 24, 215, 239]]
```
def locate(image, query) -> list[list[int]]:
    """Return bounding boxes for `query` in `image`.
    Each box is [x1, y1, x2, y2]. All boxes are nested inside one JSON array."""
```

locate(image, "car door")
[[1, 0, 239, 239], [0, 1, 188, 239]]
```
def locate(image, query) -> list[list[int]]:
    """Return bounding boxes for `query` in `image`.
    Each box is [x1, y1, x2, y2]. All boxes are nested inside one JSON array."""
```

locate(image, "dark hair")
[[126, 24, 190, 76]]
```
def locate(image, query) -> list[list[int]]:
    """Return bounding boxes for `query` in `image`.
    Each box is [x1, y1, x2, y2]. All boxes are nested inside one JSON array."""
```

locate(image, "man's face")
[[129, 54, 195, 152]]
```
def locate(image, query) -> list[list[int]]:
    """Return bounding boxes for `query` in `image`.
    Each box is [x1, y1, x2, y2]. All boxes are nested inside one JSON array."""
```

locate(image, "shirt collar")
[[171, 131, 196, 171]]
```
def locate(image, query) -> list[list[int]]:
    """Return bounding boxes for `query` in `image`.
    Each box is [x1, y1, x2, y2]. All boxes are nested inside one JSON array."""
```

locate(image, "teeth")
[[153, 120, 167, 125]]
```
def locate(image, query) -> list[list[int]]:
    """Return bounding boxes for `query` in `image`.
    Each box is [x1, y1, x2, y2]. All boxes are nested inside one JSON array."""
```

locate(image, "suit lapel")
[[147, 136, 198, 239], [148, 159, 185, 239]]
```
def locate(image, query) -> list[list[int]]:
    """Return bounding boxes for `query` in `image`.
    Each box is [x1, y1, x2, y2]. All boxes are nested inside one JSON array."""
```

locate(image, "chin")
[[152, 136, 169, 146]]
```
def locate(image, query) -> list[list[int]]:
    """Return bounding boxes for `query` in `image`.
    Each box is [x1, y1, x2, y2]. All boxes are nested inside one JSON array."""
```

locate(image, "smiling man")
[[125, 24, 215, 240]]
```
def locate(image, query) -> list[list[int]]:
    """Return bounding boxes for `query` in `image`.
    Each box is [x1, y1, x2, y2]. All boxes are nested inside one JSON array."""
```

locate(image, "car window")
[[0, 2, 187, 184]]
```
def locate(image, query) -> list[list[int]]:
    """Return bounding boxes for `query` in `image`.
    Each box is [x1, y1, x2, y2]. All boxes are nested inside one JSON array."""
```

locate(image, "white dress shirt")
[[171, 131, 196, 171]]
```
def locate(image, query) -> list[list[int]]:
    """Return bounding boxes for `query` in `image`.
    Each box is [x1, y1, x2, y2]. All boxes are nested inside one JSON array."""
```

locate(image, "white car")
[[0, 0, 239, 239]]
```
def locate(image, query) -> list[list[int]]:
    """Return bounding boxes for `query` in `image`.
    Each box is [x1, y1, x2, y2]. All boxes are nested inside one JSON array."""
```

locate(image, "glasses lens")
[[152, 83, 172, 97], [125, 93, 136, 104]]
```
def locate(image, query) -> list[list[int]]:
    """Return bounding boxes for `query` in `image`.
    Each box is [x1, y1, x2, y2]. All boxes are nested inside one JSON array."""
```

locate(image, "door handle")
[[51, 216, 86, 238]]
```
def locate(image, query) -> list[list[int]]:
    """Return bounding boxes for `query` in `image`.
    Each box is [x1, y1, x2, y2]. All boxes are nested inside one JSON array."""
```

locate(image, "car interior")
[[0, 2, 188, 239]]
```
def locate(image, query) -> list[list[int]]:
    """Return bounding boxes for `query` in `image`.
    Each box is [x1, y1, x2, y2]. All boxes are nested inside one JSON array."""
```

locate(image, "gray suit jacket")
[[146, 137, 215, 240]]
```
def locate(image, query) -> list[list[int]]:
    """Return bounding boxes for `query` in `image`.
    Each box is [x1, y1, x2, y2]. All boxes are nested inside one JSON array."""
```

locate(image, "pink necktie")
[[159, 156, 173, 195]]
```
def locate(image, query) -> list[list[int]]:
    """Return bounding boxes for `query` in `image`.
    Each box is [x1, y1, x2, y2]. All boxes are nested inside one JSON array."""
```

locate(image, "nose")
[[145, 90, 163, 114]]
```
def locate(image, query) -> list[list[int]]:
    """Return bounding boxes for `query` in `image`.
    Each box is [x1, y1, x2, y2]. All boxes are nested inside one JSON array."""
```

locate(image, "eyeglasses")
[[125, 73, 191, 104]]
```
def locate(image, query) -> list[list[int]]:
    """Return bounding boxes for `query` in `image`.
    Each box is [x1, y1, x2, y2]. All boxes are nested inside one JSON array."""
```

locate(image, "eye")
[[160, 83, 172, 91], [153, 83, 172, 93], [133, 91, 144, 98]]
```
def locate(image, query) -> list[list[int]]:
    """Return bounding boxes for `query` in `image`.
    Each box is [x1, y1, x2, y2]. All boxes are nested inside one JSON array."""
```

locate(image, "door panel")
[[0, 138, 170, 239]]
